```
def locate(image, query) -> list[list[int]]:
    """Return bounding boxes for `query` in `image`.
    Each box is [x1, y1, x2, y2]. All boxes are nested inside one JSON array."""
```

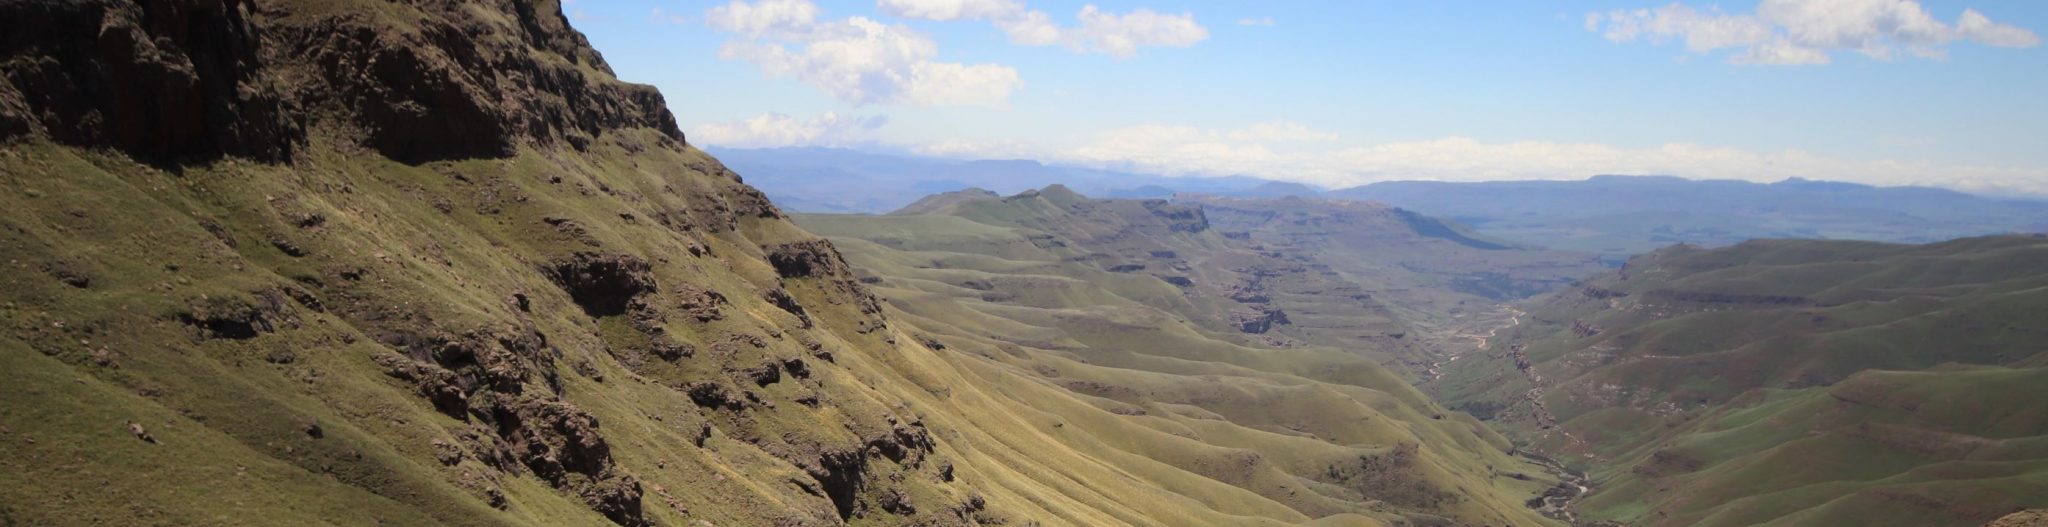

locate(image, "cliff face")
[[0, 1, 959, 525], [0, 0, 680, 165]]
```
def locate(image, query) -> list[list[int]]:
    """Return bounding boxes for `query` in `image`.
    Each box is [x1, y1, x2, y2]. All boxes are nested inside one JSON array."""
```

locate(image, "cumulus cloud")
[[1587, 0, 2040, 65], [876, 0, 1208, 57], [875, 0, 1022, 21], [706, 0, 820, 37], [707, 0, 1020, 106], [690, 112, 890, 148], [909, 124, 2048, 195]]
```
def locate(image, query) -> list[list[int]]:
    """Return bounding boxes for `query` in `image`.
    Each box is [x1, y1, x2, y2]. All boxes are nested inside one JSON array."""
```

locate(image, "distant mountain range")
[[1328, 175, 2048, 259], [706, 147, 1304, 213], [718, 147, 2048, 260]]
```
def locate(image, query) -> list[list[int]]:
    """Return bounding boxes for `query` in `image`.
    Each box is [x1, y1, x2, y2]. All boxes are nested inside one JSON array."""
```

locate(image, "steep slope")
[[0, 2, 1548, 525], [1434, 235, 2048, 525], [798, 188, 1572, 526], [1330, 176, 2048, 259]]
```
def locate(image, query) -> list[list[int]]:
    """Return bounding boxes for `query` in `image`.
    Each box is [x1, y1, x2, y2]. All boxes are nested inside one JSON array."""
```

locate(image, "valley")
[[3, 0, 2047, 526], [1432, 235, 2048, 526]]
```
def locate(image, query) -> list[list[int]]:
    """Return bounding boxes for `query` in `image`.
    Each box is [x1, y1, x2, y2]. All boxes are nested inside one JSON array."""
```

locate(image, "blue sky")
[[566, 0, 2048, 194]]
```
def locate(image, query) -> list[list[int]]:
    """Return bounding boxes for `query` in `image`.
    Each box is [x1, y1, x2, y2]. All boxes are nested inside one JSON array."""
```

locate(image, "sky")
[[566, 0, 2048, 194]]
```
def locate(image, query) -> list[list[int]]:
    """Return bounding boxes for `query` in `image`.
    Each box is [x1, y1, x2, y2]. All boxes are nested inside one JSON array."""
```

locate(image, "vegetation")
[[1435, 234, 2048, 525], [799, 186, 1574, 525]]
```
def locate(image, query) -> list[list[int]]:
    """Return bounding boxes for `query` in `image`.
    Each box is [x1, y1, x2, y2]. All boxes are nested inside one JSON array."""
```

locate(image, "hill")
[[1329, 176, 2048, 260], [0, 1, 1563, 525], [798, 187, 1575, 525], [706, 147, 1295, 214], [1182, 195, 1606, 361], [1433, 234, 2048, 525]]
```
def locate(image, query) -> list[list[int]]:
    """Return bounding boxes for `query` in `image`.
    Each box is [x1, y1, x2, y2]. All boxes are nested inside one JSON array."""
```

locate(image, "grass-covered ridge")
[[798, 187, 1579, 525], [1434, 234, 2048, 525]]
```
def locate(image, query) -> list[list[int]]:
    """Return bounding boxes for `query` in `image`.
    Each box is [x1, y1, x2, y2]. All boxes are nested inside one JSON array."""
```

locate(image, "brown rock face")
[[1986, 510, 2048, 527], [0, 0, 682, 165], [0, 0, 300, 164], [1230, 306, 1290, 334]]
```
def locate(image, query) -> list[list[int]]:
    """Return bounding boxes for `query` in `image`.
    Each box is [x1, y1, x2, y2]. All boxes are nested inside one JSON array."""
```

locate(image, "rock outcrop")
[[0, 0, 682, 165]]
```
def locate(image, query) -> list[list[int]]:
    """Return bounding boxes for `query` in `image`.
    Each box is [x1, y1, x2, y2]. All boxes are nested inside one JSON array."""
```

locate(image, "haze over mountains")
[[722, 147, 2048, 260]]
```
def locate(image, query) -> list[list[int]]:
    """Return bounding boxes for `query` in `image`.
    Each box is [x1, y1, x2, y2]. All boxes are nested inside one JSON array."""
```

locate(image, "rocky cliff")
[[0, 1, 960, 525], [0, 0, 680, 165]]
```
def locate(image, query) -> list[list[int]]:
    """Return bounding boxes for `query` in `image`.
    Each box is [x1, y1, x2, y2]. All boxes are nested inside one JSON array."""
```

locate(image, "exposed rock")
[[0, 0, 681, 165], [1986, 510, 2048, 527], [1141, 200, 1208, 233], [0, 0, 300, 164], [765, 240, 851, 279], [761, 287, 812, 328], [1230, 307, 1290, 334], [1571, 320, 1602, 338], [542, 253, 654, 317], [685, 382, 743, 412], [674, 283, 727, 322]]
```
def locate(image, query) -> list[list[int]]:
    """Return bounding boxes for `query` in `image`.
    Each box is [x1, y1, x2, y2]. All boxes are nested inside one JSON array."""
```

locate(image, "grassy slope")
[[797, 189, 1569, 526], [3, 131, 1472, 525], [1432, 235, 2048, 525]]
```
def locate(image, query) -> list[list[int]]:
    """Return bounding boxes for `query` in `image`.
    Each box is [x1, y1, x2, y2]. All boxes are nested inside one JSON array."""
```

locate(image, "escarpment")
[[0, 1, 977, 525], [0, 0, 680, 165]]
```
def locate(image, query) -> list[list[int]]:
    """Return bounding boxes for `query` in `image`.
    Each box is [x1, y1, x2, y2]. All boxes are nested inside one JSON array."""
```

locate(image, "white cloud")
[[690, 112, 890, 148], [707, 0, 1020, 106], [905, 124, 2048, 195], [707, 0, 820, 37], [1958, 9, 2045, 48], [1069, 6, 1208, 57], [877, 1, 1209, 57], [1588, 0, 2040, 65], [875, 0, 1024, 21], [1237, 17, 1276, 27]]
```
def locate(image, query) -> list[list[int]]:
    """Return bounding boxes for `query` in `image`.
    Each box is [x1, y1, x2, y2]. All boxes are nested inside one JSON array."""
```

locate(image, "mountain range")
[[4, 1, 2046, 526], [718, 147, 2048, 262]]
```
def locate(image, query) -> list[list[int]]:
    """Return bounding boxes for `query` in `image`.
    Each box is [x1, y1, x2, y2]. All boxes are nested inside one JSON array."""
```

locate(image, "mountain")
[[1433, 234, 2048, 525], [797, 187, 1573, 525], [0, 1, 1567, 525], [1179, 195, 1607, 366], [706, 147, 1298, 214], [1329, 176, 2048, 260]]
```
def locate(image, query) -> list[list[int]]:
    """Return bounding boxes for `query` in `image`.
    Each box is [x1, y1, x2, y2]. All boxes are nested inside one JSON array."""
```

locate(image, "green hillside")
[[1435, 235, 2048, 525], [798, 187, 1571, 525], [0, 1, 1565, 525]]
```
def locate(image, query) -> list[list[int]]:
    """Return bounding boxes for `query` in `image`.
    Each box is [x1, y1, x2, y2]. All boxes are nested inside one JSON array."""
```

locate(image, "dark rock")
[[674, 283, 726, 322], [541, 253, 654, 317], [0, 0, 301, 165], [765, 240, 853, 279], [761, 287, 811, 328]]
